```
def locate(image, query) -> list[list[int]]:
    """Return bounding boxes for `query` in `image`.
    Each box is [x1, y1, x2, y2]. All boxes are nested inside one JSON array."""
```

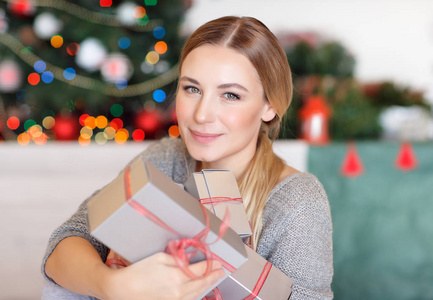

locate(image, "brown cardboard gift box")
[[87, 157, 248, 299], [185, 170, 252, 240]]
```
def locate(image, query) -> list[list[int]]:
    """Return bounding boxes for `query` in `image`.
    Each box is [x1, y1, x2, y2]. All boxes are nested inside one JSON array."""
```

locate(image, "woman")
[[43, 16, 333, 299]]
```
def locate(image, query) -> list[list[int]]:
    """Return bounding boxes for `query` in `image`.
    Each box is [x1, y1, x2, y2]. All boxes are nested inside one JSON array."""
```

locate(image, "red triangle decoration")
[[340, 142, 364, 178], [395, 142, 418, 172]]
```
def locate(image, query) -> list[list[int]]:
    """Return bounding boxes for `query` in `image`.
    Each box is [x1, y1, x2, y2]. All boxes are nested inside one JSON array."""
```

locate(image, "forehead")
[[180, 45, 261, 85]]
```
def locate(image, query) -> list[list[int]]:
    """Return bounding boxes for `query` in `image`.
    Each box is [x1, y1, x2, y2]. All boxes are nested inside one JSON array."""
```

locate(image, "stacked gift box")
[[87, 157, 293, 299]]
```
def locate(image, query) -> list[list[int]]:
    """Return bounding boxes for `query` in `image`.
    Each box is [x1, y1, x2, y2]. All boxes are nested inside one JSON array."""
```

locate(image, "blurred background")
[[1, 0, 433, 299]]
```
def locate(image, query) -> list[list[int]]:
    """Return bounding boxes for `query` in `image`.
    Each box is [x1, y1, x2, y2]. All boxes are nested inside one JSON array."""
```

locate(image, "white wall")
[[182, 0, 433, 103]]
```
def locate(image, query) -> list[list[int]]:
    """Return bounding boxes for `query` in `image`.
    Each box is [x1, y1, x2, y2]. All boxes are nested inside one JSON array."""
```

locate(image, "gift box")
[[184, 170, 252, 240], [208, 245, 293, 300], [87, 157, 248, 298]]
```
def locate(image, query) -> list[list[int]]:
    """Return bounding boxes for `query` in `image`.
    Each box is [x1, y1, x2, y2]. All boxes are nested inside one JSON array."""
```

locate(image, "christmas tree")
[[0, 0, 190, 144]]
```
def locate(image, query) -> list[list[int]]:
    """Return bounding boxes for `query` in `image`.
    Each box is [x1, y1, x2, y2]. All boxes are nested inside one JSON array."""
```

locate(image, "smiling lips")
[[190, 130, 222, 143]]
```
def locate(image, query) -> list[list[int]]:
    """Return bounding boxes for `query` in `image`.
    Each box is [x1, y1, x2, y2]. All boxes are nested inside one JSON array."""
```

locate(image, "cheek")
[[223, 107, 262, 132], [175, 97, 188, 124]]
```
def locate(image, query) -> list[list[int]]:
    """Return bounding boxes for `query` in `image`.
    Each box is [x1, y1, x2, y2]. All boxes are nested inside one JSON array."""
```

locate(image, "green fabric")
[[308, 141, 433, 300]]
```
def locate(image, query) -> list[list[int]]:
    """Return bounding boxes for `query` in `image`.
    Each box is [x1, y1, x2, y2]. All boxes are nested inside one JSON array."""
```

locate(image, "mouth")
[[190, 130, 222, 143]]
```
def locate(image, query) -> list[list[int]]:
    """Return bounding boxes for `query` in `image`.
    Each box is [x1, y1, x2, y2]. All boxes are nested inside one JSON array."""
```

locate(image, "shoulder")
[[263, 172, 331, 227], [270, 172, 328, 206]]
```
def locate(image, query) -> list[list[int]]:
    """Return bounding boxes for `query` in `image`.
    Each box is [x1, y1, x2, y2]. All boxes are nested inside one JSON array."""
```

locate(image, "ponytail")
[[238, 126, 284, 250]]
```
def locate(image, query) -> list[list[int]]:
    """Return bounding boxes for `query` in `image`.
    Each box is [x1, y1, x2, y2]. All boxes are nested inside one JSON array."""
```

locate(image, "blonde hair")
[[179, 16, 293, 249]]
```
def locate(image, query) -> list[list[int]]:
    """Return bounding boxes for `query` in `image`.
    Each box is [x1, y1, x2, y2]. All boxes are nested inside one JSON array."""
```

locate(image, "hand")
[[102, 252, 225, 300]]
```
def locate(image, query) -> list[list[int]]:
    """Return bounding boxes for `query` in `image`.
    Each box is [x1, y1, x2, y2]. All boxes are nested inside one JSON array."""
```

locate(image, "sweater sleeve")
[[41, 137, 190, 283], [257, 173, 334, 300]]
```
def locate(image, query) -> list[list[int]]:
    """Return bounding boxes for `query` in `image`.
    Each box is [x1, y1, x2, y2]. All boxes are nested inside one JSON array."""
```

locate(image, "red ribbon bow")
[[123, 165, 234, 280]]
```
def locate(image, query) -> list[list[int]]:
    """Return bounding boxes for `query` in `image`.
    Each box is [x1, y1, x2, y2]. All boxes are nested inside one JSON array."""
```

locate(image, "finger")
[[181, 269, 226, 300]]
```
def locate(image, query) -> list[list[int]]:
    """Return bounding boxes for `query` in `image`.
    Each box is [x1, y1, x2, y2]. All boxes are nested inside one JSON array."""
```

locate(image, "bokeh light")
[[132, 129, 145, 141], [95, 132, 107, 145], [145, 51, 159, 65], [80, 126, 93, 139], [84, 116, 96, 129], [34, 132, 48, 145], [154, 41, 167, 54], [79, 114, 89, 126], [24, 119, 36, 130], [153, 89, 166, 102], [67, 42, 80, 56], [100, 0, 112, 7], [104, 126, 116, 140], [115, 128, 129, 144], [17, 133, 30, 145], [153, 26, 165, 39], [136, 15, 149, 26], [63, 68, 76, 80], [41, 71, 54, 83], [34, 60, 46, 73], [78, 136, 91, 146], [144, 0, 157, 6], [118, 37, 131, 49], [168, 125, 180, 138], [42, 116, 55, 129], [96, 115, 108, 129], [110, 104, 123, 117], [115, 78, 127, 90], [7, 116, 20, 130], [133, 6, 146, 18], [51, 35, 63, 48], [27, 125, 43, 139], [28, 73, 40, 85], [110, 118, 123, 131]]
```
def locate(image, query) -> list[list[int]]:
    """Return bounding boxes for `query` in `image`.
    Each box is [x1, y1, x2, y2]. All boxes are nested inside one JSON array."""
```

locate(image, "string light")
[[168, 125, 180, 138], [154, 41, 167, 54], [50, 34, 63, 48], [34, 60, 46, 73], [66, 42, 79, 56], [95, 115, 107, 129], [41, 71, 54, 83], [17, 132, 30, 145], [34, 0, 162, 31], [145, 51, 159, 65], [42, 116, 55, 129], [28, 72, 40, 85], [132, 129, 145, 141], [133, 6, 146, 19], [0, 32, 179, 97], [7, 116, 20, 130]]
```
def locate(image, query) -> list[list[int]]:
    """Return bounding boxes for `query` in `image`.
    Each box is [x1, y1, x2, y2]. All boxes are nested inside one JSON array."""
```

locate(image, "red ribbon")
[[123, 165, 234, 280], [200, 197, 243, 205], [203, 287, 223, 300], [243, 261, 273, 300], [105, 258, 128, 268]]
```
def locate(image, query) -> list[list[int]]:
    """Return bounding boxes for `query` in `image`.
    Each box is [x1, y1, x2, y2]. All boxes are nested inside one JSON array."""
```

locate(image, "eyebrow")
[[179, 76, 249, 92]]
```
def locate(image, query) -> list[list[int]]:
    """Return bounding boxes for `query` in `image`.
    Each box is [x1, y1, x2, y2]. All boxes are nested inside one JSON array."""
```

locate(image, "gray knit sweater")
[[42, 137, 333, 300]]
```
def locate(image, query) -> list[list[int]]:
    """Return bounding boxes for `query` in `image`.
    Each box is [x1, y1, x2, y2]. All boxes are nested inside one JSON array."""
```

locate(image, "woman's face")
[[176, 45, 276, 171]]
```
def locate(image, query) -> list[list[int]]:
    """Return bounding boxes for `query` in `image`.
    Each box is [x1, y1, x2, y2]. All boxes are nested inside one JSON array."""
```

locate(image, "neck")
[[196, 154, 254, 181]]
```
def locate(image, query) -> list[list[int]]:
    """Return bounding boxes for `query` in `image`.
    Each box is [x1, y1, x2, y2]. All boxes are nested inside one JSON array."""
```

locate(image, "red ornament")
[[340, 143, 364, 178], [53, 115, 80, 140], [100, 0, 112, 7], [395, 142, 418, 172], [299, 96, 332, 145], [8, 0, 36, 17], [134, 109, 163, 138]]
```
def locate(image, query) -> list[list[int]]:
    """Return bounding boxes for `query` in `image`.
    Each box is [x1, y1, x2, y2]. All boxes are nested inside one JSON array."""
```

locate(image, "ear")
[[261, 104, 277, 122]]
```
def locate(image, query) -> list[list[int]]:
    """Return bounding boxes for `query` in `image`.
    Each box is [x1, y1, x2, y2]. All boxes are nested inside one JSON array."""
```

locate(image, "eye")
[[223, 92, 240, 101], [184, 86, 201, 94]]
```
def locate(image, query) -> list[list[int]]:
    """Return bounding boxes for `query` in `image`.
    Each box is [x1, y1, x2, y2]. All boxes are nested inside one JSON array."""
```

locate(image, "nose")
[[193, 94, 216, 124]]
